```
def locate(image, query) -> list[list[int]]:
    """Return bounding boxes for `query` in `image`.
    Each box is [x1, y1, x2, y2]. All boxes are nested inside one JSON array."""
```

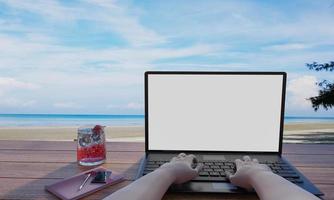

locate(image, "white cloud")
[[0, 97, 36, 107], [0, 1, 333, 115], [1, 0, 165, 47], [0, 77, 39, 96], [125, 102, 143, 110], [0, 77, 39, 109], [88, 0, 166, 46], [0, 77, 38, 89], [0, 31, 219, 70], [263, 43, 312, 51], [1, 0, 81, 21], [21, 100, 36, 107], [106, 104, 118, 109], [53, 102, 81, 109], [287, 75, 319, 109], [107, 102, 143, 110]]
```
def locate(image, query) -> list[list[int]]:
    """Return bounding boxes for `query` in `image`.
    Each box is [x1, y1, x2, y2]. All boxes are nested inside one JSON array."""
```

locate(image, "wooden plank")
[[0, 150, 144, 164], [0, 162, 139, 181], [0, 178, 332, 200], [0, 140, 334, 155], [1, 141, 333, 156], [1, 141, 334, 155], [1, 149, 334, 167], [283, 154, 334, 167], [297, 167, 334, 185], [0, 141, 333, 199], [0, 177, 131, 200], [166, 189, 333, 200], [0, 177, 259, 200], [0, 161, 333, 185], [163, 184, 334, 200], [0, 140, 144, 152], [163, 193, 259, 200], [283, 143, 334, 155], [316, 184, 334, 200]]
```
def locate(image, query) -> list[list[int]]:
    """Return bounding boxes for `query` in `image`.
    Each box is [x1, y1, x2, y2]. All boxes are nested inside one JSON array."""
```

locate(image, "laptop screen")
[[146, 72, 285, 153]]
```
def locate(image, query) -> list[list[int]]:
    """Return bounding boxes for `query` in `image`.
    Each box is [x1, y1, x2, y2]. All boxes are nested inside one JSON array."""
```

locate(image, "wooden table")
[[0, 140, 333, 200]]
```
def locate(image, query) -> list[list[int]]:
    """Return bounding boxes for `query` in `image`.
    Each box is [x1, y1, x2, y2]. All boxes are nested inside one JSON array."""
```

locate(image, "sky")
[[0, 0, 333, 116]]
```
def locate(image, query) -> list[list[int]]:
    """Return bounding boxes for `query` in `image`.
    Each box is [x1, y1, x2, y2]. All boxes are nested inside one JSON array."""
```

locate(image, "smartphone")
[[91, 171, 112, 183]]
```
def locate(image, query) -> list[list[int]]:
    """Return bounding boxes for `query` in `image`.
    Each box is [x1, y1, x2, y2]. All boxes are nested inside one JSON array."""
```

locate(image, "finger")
[[252, 158, 259, 163], [190, 157, 199, 169], [243, 156, 251, 162], [187, 154, 197, 162], [178, 153, 186, 157], [194, 163, 203, 173], [171, 157, 178, 162], [226, 171, 233, 179], [187, 154, 196, 160], [235, 159, 243, 168], [187, 154, 196, 159], [226, 171, 231, 178]]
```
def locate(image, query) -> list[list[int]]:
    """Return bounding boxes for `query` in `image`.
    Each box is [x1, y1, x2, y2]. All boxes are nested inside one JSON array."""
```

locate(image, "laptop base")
[[137, 153, 323, 196]]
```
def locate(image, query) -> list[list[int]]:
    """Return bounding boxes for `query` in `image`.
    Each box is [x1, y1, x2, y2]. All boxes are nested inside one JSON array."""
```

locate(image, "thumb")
[[227, 173, 240, 187], [226, 171, 234, 180]]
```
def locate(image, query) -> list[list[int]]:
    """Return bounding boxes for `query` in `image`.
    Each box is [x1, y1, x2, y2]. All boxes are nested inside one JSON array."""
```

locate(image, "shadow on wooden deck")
[[284, 132, 334, 144]]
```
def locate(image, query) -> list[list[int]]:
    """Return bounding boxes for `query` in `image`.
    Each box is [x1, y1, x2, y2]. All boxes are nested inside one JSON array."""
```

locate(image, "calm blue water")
[[284, 116, 334, 123], [0, 114, 333, 127], [0, 114, 144, 127]]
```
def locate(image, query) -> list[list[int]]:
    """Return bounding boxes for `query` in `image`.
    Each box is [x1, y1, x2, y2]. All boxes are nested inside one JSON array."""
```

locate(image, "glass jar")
[[77, 125, 106, 166]]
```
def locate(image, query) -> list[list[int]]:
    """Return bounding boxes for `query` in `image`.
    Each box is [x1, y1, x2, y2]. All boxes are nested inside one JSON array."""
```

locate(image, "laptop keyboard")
[[143, 160, 303, 184], [263, 161, 303, 184]]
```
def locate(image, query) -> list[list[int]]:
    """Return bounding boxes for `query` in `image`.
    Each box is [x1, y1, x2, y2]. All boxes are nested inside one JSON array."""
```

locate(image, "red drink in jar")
[[77, 125, 106, 166]]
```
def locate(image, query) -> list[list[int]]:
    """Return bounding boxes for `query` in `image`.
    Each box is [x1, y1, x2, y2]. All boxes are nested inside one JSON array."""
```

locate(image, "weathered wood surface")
[[0, 140, 333, 200]]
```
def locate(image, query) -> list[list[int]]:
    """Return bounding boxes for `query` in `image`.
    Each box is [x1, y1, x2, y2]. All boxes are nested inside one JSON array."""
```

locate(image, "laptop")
[[137, 71, 323, 196]]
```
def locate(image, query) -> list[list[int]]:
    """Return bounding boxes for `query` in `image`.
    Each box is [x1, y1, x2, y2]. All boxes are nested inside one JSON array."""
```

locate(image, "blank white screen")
[[148, 74, 284, 152]]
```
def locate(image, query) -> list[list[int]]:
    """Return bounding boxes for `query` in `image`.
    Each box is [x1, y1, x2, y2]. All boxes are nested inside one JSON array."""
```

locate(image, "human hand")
[[159, 153, 203, 184], [228, 156, 271, 191]]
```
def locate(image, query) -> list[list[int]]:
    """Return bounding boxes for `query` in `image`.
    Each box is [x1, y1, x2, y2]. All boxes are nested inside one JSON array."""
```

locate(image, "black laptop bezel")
[[145, 71, 287, 155]]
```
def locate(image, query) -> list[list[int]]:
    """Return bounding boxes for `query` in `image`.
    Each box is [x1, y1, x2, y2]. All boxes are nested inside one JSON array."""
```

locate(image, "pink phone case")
[[45, 167, 125, 200]]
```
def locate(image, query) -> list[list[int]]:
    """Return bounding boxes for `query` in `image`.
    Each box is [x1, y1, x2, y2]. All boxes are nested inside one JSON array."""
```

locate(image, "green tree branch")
[[306, 61, 334, 111]]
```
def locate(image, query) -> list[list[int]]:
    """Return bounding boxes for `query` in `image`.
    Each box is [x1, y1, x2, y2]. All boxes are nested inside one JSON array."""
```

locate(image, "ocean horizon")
[[0, 114, 334, 127]]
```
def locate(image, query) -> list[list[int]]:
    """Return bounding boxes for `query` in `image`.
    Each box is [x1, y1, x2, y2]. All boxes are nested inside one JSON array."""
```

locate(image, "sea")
[[0, 114, 144, 127], [0, 114, 334, 127]]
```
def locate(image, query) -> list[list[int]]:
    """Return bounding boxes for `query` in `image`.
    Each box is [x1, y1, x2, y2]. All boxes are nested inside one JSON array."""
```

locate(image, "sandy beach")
[[0, 126, 145, 142], [283, 123, 334, 143], [0, 123, 333, 143]]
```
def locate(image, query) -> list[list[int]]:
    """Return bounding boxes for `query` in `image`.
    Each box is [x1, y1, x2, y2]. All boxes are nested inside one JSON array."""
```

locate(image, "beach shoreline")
[[0, 122, 333, 143], [283, 122, 334, 144], [0, 126, 145, 142]]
